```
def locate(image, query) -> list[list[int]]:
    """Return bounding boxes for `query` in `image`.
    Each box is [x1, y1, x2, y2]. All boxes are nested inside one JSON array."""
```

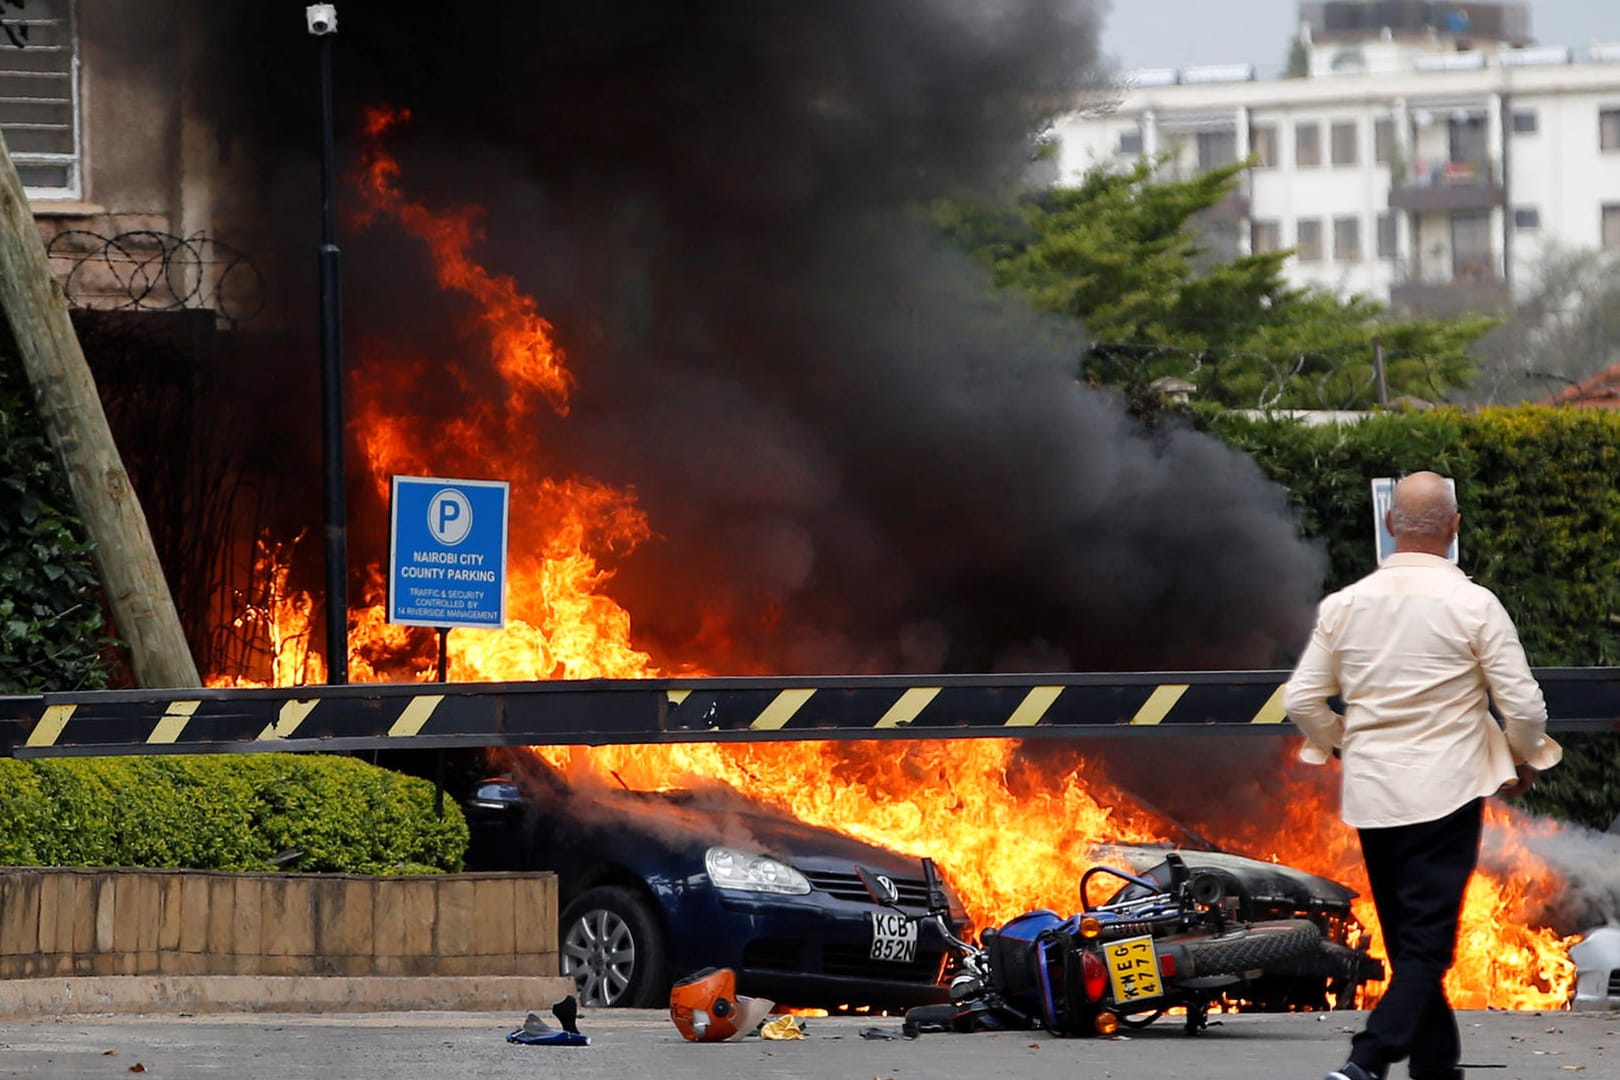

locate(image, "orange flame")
[[533, 739, 1175, 930], [207, 532, 325, 689], [1156, 756, 1577, 1009], [339, 107, 658, 683], [528, 740, 1577, 1010], [208, 107, 1577, 1012], [357, 106, 573, 412]]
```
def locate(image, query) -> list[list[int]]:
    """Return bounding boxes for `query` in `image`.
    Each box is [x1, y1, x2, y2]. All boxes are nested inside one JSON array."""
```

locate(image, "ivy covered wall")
[[0, 348, 113, 693]]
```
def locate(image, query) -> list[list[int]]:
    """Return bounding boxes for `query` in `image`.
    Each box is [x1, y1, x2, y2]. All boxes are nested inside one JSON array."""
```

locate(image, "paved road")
[[0, 1009, 1615, 1079]]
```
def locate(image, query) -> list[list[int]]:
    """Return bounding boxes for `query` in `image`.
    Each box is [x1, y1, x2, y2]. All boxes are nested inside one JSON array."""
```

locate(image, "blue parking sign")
[[389, 476, 510, 629]]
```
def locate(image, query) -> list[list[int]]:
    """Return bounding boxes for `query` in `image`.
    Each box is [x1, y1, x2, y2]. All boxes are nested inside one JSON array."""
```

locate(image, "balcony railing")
[[1390, 157, 1504, 212], [1389, 254, 1509, 313]]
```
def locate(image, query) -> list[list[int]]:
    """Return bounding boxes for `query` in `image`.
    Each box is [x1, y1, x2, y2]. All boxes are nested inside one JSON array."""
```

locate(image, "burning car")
[[1569, 926, 1620, 1010], [461, 763, 971, 1010]]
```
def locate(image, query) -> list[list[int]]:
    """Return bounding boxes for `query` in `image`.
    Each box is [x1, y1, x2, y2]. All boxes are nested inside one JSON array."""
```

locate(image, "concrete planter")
[[0, 867, 559, 980]]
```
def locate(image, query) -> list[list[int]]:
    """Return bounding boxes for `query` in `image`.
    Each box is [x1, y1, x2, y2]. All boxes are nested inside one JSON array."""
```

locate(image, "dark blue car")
[[462, 762, 970, 1009]]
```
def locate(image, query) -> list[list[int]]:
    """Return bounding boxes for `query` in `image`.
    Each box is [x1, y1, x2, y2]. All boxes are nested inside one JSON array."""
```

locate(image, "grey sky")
[[1100, 1, 1619, 77]]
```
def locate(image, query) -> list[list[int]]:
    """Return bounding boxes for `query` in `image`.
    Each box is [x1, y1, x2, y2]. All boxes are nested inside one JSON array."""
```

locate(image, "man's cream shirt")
[[1284, 552, 1562, 829]]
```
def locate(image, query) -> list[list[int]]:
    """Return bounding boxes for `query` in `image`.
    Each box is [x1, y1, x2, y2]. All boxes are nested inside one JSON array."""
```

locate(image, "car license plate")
[[869, 911, 918, 963], [1104, 934, 1164, 1005]]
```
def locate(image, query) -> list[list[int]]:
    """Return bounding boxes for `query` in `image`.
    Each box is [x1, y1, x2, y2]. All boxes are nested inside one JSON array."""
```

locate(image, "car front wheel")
[[559, 885, 668, 1007]]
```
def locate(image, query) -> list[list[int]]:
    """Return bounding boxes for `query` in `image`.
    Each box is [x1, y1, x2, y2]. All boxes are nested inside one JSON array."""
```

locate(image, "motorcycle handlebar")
[[1079, 864, 1167, 911]]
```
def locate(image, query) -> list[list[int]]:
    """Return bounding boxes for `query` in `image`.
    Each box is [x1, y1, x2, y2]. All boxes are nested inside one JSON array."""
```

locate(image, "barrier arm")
[[3, 668, 1618, 759]]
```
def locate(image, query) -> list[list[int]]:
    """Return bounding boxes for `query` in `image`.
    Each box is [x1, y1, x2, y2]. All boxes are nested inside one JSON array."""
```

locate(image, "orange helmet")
[[669, 967, 774, 1042]]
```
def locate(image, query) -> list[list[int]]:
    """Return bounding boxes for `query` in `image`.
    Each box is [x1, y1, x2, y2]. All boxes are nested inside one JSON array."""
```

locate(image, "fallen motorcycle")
[[862, 853, 1326, 1038]]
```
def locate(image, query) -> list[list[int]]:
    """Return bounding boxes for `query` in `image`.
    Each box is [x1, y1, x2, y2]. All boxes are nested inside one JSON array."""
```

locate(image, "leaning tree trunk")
[[0, 131, 200, 689]]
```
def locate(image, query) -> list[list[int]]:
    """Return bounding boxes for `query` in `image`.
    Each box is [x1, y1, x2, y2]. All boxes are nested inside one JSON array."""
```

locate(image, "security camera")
[[306, 4, 337, 35]]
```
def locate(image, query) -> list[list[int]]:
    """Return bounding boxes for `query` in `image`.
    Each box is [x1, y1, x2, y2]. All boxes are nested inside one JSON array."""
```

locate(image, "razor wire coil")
[[45, 230, 267, 328]]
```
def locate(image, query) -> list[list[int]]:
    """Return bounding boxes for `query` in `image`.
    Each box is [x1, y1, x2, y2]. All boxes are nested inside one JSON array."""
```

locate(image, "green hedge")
[[1209, 405, 1620, 828], [0, 754, 468, 874], [0, 353, 113, 693]]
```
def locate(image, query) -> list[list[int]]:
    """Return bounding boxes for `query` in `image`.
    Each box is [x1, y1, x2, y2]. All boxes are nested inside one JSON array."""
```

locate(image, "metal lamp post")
[[307, 4, 348, 683]]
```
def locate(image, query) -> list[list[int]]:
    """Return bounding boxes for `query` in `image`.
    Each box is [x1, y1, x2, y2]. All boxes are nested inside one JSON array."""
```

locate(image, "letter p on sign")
[[429, 488, 474, 546]]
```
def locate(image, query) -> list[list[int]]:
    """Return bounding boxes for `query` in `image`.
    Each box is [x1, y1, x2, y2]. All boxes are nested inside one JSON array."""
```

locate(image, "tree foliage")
[[1468, 246, 1620, 405], [934, 157, 1496, 410]]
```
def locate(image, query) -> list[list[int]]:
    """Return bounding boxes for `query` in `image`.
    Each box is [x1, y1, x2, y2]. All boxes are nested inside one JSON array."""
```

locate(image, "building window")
[[1118, 127, 1143, 155], [1196, 129, 1237, 172], [1331, 121, 1358, 166], [1601, 109, 1620, 152], [1296, 219, 1323, 261], [1449, 114, 1487, 163], [1295, 122, 1322, 167], [1376, 212, 1397, 259], [1249, 125, 1277, 168], [1202, 220, 1241, 262], [1334, 216, 1361, 261], [1512, 110, 1538, 134], [0, 0, 79, 197], [1513, 207, 1541, 230], [1604, 205, 1620, 249], [1452, 210, 1493, 278], [1374, 118, 1395, 164], [1251, 220, 1281, 253]]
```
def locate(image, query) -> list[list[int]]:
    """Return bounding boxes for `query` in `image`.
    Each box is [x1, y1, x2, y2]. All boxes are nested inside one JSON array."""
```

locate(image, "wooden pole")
[[0, 131, 201, 688]]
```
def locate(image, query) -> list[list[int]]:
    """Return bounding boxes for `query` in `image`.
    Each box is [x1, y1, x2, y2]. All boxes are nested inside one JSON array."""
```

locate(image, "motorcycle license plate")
[[1104, 934, 1163, 1005], [869, 911, 918, 963]]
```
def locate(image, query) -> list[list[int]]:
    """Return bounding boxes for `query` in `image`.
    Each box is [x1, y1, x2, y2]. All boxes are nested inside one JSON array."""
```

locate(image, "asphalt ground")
[[0, 1008, 1615, 1079]]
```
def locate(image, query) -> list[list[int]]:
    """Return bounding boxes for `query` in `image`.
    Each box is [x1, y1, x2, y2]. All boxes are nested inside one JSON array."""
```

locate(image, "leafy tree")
[[1285, 37, 1310, 78], [934, 157, 1497, 411]]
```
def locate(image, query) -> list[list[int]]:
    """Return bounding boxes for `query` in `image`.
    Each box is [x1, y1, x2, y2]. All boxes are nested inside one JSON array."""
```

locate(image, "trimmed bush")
[[0, 754, 467, 874], [1209, 405, 1620, 828]]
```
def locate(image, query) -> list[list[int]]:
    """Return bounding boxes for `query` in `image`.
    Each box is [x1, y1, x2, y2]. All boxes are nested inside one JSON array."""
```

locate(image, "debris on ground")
[[505, 996, 591, 1047], [760, 1015, 806, 1040]]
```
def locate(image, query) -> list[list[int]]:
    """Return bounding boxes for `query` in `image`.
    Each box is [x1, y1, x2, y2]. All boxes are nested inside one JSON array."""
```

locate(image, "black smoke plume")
[[203, 1, 1325, 674]]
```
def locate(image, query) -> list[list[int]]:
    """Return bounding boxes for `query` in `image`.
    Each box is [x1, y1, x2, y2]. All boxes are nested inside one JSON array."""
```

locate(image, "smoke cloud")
[[1489, 814, 1620, 934], [204, 1, 1325, 674]]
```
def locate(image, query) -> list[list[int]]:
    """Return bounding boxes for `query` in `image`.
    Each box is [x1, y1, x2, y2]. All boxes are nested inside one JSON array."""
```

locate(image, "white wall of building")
[[1050, 39, 1620, 309]]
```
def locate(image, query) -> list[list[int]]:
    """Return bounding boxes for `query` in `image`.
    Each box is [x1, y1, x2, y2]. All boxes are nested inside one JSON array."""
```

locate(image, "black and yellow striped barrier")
[[2, 668, 1617, 758]]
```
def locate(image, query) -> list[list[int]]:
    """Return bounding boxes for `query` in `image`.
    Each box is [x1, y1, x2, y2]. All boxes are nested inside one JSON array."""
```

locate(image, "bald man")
[[1284, 471, 1560, 1080]]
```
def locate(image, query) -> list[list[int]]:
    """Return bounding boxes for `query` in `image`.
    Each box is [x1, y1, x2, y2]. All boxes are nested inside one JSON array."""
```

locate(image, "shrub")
[[0, 754, 467, 873]]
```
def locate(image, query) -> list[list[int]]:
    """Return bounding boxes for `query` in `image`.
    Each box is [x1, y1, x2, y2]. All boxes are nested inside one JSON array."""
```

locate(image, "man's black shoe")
[[1325, 1064, 1380, 1080]]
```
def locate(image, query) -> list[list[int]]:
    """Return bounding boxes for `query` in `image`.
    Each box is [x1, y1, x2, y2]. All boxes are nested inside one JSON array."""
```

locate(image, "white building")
[[1051, 1, 1620, 314]]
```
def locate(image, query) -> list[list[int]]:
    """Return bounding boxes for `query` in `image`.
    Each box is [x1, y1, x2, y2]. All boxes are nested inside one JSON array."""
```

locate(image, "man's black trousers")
[[1349, 797, 1483, 1080]]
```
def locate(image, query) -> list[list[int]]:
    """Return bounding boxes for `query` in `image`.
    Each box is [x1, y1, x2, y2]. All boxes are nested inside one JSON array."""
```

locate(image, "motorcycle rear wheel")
[[1171, 919, 1321, 979]]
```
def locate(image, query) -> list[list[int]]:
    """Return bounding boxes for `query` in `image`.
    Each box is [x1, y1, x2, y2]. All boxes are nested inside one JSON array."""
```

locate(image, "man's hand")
[[1498, 761, 1538, 798]]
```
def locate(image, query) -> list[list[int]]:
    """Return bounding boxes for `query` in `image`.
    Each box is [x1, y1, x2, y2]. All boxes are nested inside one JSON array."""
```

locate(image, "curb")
[[0, 975, 578, 1018]]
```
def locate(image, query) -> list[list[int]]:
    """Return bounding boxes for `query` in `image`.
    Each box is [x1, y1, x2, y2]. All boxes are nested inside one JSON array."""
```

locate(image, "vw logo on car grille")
[[874, 874, 900, 904]]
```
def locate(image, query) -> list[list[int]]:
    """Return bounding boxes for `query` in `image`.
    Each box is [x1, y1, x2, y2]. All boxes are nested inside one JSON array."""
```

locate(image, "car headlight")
[[704, 846, 811, 895]]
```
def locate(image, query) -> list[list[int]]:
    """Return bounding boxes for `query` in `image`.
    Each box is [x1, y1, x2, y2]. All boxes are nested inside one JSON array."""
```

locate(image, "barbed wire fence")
[[42, 230, 282, 674], [45, 230, 269, 329], [1078, 339, 1464, 413]]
